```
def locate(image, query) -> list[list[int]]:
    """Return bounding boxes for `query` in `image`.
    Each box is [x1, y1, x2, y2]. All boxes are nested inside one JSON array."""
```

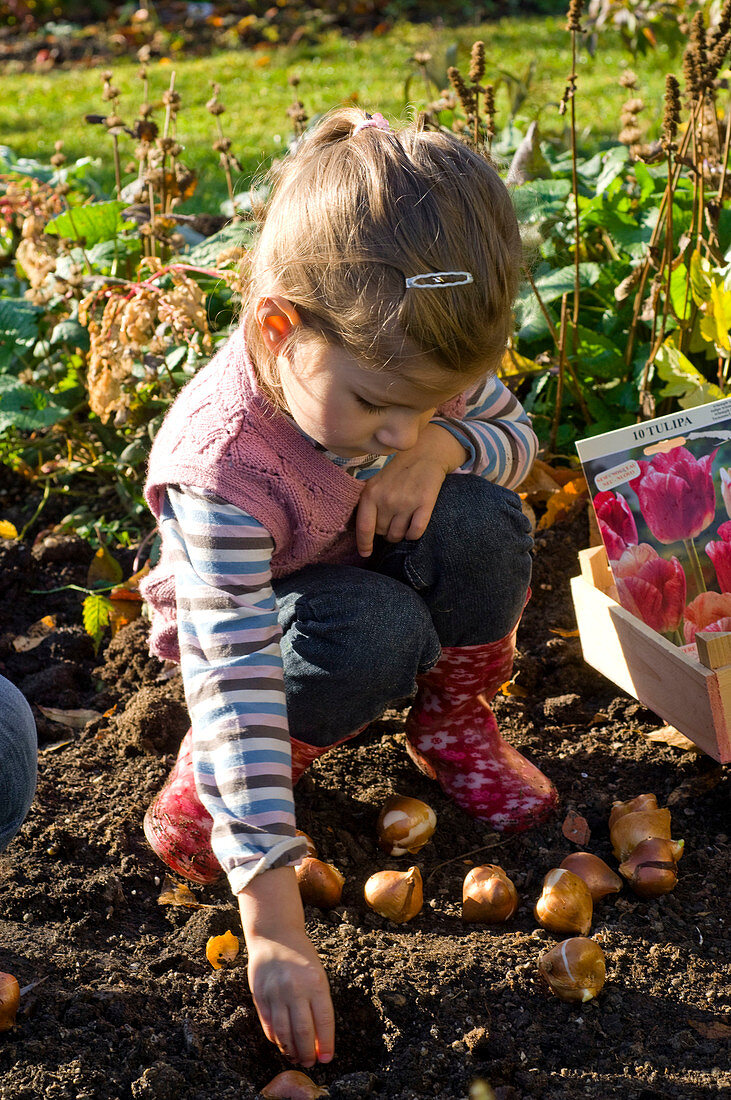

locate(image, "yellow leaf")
[[699, 279, 731, 351], [108, 598, 143, 636], [87, 545, 124, 588], [0, 520, 18, 539], [549, 626, 580, 638], [206, 930, 240, 970], [500, 679, 529, 697], [537, 477, 588, 530], [157, 875, 207, 909]]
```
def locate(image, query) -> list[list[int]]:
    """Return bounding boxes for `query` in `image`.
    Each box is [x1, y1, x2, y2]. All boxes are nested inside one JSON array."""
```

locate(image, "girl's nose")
[[375, 409, 432, 452]]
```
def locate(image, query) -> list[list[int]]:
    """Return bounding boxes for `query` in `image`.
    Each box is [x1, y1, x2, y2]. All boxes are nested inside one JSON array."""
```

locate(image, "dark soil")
[[0, 490, 729, 1100]]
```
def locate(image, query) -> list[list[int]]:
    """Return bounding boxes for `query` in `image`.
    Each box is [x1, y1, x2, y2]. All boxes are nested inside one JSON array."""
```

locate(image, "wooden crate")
[[570, 545, 731, 763]]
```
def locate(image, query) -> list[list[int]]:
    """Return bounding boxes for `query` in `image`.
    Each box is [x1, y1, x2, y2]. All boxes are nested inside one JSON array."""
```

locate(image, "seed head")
[[662, 74, 681, 151], [447, 66, 476, 115], [469, 41, 486, 84], [619, 69, 638, 89], [567, 0, 583, 33]]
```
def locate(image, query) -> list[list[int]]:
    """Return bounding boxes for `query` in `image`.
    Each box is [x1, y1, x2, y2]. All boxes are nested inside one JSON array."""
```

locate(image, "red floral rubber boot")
[[404, 623, 558, 833], [144, 729, 363, 883], [143, 728, 222, 884]]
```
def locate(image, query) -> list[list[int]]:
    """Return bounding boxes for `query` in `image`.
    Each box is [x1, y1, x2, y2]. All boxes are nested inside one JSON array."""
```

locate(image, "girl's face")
[[277, 340, 472, 458]]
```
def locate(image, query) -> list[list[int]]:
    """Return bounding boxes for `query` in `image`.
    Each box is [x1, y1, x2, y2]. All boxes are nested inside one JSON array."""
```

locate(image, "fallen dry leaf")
[[205, 930, 240, 970], [500, 679, 529, 698], [37, 707, 102, 729], [643, 725, 700, 753], [561, 810, 591, 846], [110, 560, 151, 601], [537, 476, 589, 530], [0, 520, 18, 539], [12, 615, 56, 652], [667, 767, 724, 807], [108, 598, 143, 635], [549, 626, 580, 638], [688, 1018, 731, 1040], [157, 875, 207, 909]]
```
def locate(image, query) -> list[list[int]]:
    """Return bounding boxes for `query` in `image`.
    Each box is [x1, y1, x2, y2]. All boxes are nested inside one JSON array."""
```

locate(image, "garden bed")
[[0, 463, 728, 1100]]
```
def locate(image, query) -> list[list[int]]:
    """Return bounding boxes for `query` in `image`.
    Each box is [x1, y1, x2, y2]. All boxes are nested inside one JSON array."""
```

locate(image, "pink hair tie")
[[353, 112, 391, 136]]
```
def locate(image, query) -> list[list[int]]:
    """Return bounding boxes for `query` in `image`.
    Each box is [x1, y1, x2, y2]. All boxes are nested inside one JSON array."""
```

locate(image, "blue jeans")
[[0, 675, 37, 851], [273, 474, 533, 747]]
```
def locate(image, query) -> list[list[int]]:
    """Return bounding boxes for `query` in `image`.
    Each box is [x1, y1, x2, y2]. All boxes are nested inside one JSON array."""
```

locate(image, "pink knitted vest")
[[141, 325, 466, 661]]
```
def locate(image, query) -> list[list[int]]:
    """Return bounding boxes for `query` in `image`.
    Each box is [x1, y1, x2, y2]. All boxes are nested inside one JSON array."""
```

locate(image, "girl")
[[140, 108, 557, 1069]]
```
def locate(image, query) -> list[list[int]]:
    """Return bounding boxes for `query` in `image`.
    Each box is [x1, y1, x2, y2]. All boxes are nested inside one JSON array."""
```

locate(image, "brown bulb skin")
[[295, 857, 344, 909], [619, 837, 684, 897], [0, 972, 20, 1032], [376, 794, 436, 856], [534, 868, 593, 935], [364, 866, 423, 923], [261, 1069, 329, 1098], [610, 808, 672, 861], [538, 937, 606, 1003], [560, 852, 622, 902], [462, 865, 518, 923], [608, 793, 658, 830]]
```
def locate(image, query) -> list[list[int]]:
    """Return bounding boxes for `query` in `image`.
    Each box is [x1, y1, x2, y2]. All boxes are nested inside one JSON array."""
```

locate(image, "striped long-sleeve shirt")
[[161, 374, 537, 895]]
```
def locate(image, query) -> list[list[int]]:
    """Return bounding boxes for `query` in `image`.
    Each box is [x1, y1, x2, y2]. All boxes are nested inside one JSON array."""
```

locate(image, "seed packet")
[[575, 397, 731, 654]]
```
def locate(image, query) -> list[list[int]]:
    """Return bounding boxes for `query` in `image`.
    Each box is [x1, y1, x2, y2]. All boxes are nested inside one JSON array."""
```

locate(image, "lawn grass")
[[0, 17, 678, 211]]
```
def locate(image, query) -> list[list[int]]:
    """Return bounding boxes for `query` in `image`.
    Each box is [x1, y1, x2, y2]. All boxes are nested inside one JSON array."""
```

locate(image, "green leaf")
[[669, 265, 691, 321], [45, 201, 134, 247], [50, 319, 90, 351], [515, 263, 601, 340], [182, 221, 257, 268], [82, 593, 113, 652], [632, 160, 656, 203], [511, 179, 571, 222], [593, 146, 629, 195], [0, 376, 68, 431], [0, 298, 43, 371], [573, 327, 624, 380], [655, 341, 724, 408]]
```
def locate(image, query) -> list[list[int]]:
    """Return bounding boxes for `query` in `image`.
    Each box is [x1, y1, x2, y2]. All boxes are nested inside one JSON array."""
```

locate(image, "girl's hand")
[[238, 867, 335, 1068], [356, 424, 468, 556]]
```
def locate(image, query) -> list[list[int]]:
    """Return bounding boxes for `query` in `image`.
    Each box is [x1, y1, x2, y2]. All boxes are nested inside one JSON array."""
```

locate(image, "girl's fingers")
[[288, 1004, 318, 1067], [385, 512, 411, 543], [269, 1005, 295, 1061], [311, 992, 335, 1064], [405, 504, 432, 541], [355, 495, 378, 556]]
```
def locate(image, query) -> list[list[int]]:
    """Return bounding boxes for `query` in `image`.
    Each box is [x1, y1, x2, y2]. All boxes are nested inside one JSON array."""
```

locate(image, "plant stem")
[[569, 27, 580, 357], [19, 480, 50, 540], [683, 536, 707, 596], [549, 293, 569, 455]]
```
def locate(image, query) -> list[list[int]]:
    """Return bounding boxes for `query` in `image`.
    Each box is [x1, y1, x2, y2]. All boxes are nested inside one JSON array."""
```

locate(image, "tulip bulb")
[[610, 807, 672, 861], [296, 858, 345, 909], [619, 837, 684, 897], [559, 852, 622, 902], [260, 1070, 329, 1098], [376, 794, 436, 856], [0, 972, 20, 1032], [538, 937, 606, 1003], [608, 792, 658, 830], [534, 868, 593, 935], [364, 865, 423, 923], [462, 865, 518, 923], [295, 829, 318, 860]]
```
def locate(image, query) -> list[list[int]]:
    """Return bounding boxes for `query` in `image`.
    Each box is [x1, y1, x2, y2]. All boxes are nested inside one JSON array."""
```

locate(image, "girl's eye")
[[355, 394, 386, 414]]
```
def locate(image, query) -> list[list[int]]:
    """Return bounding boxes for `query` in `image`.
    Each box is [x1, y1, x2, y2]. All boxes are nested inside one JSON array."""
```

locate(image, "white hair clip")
[[404, 271, 474, 289]]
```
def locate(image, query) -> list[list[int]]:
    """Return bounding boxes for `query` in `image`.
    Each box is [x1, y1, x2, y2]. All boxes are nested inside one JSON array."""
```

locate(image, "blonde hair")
[[242, 107, 522, 405]]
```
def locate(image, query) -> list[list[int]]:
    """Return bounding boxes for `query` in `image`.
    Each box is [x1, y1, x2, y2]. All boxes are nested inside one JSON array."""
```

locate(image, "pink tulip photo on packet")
[[576, 395, 731, 652]]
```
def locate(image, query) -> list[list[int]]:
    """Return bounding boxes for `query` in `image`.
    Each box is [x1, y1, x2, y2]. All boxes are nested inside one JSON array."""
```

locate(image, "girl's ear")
[[255, 296, 302, 353]]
